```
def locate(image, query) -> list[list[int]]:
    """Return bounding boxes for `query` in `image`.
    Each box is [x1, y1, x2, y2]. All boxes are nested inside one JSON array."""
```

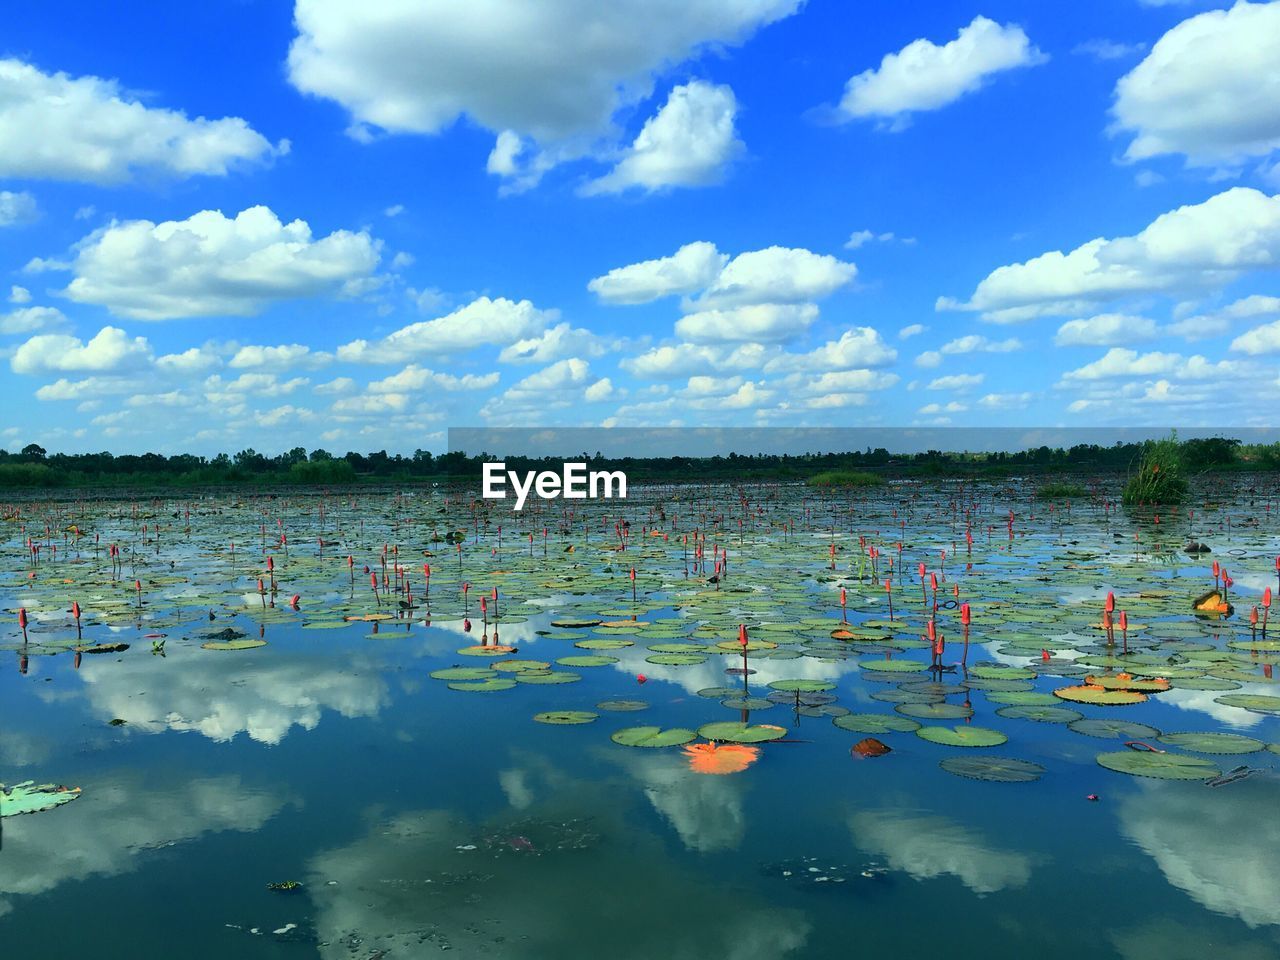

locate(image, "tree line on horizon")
[[0, 436, 1273, 489]]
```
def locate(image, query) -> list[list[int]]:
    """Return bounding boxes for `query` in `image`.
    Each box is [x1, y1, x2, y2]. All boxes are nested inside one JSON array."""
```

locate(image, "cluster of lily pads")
[[4, 479, 1280, 806]]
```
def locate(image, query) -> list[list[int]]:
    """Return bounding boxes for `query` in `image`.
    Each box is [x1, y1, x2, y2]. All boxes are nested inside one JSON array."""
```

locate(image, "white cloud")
[[915, 350, 942, 368], [497, 322, 615, 363], [763, 327, 897, 371], [584, 377, 615, 402], [1061, 347, 1240, 381], [1054, 313, 1158, 346], [1231, 318, 1280, 354], [927, 372, 984, 391], [229, 343, 328, 369], [898, 323, 927, 339], [287, 0, 798, 173], [367, 364, 499, 392], [582, 81, 742, 195], [940, 334, 1022, 354], [693, 245, 857, 309], [11, 326, 151, 374], [1171, 293, 1280, 340], [837, 16, 1046, 129], [338, 296, 556, 363], [0, 190, 37, 226], [675, 303, 817, 344], [945, 188, 1280, 319], [0, 306, 66, 335], [588, 241, 728, 304], [57, 206, 382, 320], [9, 286, 31, 304], [1113, 1, 1280, 166], [0, 58, 283, 183], [978, 391, 1033, 409], [620, 342, 769, 379]]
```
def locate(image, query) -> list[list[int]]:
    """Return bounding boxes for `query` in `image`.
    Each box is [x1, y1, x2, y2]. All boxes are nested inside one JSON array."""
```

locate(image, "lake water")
[[3, 480, 1280, 958]]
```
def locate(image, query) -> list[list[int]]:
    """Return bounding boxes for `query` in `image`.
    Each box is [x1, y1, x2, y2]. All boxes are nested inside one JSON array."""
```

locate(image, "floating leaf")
[[447, 678, 517, 692], [1096, 751, 1220, 780], [1053, 685, 1146, 706], [611, 726, 697, 748], [534, 711, 597, 725], [939, 756, 1044, 782], [201, 638, 267, 651], [768, 679, 836, 692], [833, 713, 921, 734], [1155, 732, 1266, 754], [596, 699, 648, 712], [1068, 718, 1162, 740], [696, 721, 787, 743], [916, 726, 1008, 747], [996, 705, 1083, 723], [1213, 694, 1280, 715]]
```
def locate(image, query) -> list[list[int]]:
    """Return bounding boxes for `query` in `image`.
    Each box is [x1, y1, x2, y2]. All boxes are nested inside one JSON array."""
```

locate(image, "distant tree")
[[21, 443, 47, 460]]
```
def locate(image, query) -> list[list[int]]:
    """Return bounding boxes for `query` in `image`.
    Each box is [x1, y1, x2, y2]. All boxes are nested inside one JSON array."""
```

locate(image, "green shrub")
[[808, 469, 884, 488], [288, 459, 357, 484], [1122, 434, 1188, 505], [0, 463, 61, 488], [1036, 482, 1086, 500]]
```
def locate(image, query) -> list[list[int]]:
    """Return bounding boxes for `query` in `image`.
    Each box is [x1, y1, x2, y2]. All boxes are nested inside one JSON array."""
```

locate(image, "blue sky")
[[1, 0, 1278, 455]]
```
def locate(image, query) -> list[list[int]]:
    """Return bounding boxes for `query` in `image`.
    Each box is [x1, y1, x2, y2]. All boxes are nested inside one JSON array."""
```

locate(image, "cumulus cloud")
[[588, 241, 727, 304], [1112, 1, 1280, 166], [0, 57, 283, 183], [836, 16, 1046, 129], [1169, 294, 1280, 341], [693, 245, 857, 309], [763, 327, 897, 371], [581, 81, 743, 195], [338, 296, 556, 363], [943, 187, 1280, 320], [1061, 347, 1240, 381], [927, 372, 984, 391], [898, 323, 927, 339], [497, 322, 617, 363], [939, 334, 1022, 354], [367, 364, 499, 392], [11, 326, 151, 374], [1055, 313, 1159, 346], [287, 0, 797, 186], [54, 205, 381, 320], [0, 190, 38, 226], [229, 343, 329, 369], [0, 305, 67, 336], [675, 303, 817, 344]]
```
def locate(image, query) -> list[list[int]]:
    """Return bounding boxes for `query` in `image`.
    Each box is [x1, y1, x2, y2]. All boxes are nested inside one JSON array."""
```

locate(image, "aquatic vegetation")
[[1122, 433, 1189, 506], [683, 741, 761, 774], [0, 781, 81, 817]]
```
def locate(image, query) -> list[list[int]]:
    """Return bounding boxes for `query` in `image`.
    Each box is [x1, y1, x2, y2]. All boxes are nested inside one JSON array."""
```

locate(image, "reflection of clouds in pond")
[[0, 730, 51, 766], [78, 650, 388, 744], [1119, 778, 1280, 928], [0, 773, 289, 916], [1159, 687, 1266, 728], [850, 809, 1034, 894], [1111, 918, 1280, 960], [498, 767, 535, 810], [615, 751, 745, 853], [305, 796, 809, 959]]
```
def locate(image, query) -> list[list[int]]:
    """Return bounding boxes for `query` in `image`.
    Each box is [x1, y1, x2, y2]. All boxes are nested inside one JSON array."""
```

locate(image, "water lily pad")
[[1096, 751, 1221, 780], [858, 657, 928, 673], [939, 756, 1044, 782], [1053, 685, 1146, 706], [697, 721, 788, 743], [556, 655, 617, 667], [916, 726, 1007, 747], [996, 705, 1083, 723], [611, 726, 697, 748], [447, 678, 517, 692], [645, 653, 708, 665], [1068, 718, 1161, 740], [767, 679, 837, 692], [596, 699, 648, 712], [534, 711, 597, 725], [429, 667, 498, 681], [1213, 694, 1280, 714], [200, 638, 267, 650], [833, 713, 921, 734], [895, 702, 974, 720], [1156, 732, 1266, 754]]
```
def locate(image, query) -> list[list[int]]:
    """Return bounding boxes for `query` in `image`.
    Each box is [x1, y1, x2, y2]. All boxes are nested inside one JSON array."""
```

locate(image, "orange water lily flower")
[[683, 741, 761, 774]]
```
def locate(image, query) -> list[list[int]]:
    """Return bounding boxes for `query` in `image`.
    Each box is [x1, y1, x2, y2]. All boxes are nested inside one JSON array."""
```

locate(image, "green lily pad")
[[1213, 694, 1280, 714], [556, 655, 618, 667], [916, 726, 1008, 747], [1096, 751, 1221, 780], [939, 756, 1044, 782], [534, 711, 598, 725], [1155, 732, 1266, 754], [996, 705, 1083, 723], [200, 638, 267, 650], [596, 699, 648, 712], [767, 679, 837, 692], [610, 726, 697, 748], [833, 713, 921, 734], [1068, 718, 1162, 740], [696, 721, 787, 743]]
